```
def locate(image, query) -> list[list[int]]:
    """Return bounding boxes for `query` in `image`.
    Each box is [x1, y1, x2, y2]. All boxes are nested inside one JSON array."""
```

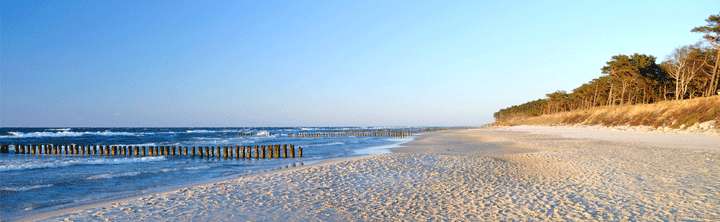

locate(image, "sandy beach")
[[27, 126, 720, 221]]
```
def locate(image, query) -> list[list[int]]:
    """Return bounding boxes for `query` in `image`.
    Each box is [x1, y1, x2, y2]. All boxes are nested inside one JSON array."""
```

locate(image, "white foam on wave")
[[192, 138, 233, 144], [184, 165, 211, 170], [186, 129, 240, 134], [116, 142, 158, 147], [305, 142, 345, 147], [186, 129, 212, 133], [255, 130, 270, 137], [48, 128, 71, 131], [353, 136, 415, 155], [0, 184, 54, 192], [115, 142, 183, 147], [0, 130, 137, 138], [86, 171, 141, 180], [160, 168, 178, 173], [0, 156, 167, 172]]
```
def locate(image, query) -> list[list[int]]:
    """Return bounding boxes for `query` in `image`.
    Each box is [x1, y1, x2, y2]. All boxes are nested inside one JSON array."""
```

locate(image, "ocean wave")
[[86, 172, 141, 180], [255, 130, 270, 137], [305, 142, 345, 147], [191, 137, 232, 144], [185, 129, 240, 134], [353, 137, 414, 155], [160, 168, 178, 173], [192, 137, 220, 141], [184, 166, 211, 170], [386, 137, 415, 142], [0, 130, 138, 138], [0, 184, 54, 192], [186, 129, 212, 133], [48, 128, 71, 131], [115, 142, 158, 147], [0, 156, 167, 172], [114, 142, 184, 147]]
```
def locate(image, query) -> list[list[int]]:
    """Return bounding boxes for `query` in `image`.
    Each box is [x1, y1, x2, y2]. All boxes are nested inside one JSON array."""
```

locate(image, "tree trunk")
[[608, 83, 615, 106], [711, 49, 720, 96], [620, 81, 627, 105], [675, 77, 682, 100], [592, 86, 599, 106]]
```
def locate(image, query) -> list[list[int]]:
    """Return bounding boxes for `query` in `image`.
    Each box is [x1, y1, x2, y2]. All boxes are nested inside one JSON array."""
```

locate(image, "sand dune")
[[31, 127, 720, 221]]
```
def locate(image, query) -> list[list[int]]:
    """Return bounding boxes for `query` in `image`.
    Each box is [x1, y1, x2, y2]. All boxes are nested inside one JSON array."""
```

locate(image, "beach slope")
[[31, 127, 720, 221]]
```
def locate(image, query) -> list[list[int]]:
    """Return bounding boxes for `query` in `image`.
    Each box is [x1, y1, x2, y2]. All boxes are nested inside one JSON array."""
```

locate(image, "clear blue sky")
[[0, 1, 717, 127]]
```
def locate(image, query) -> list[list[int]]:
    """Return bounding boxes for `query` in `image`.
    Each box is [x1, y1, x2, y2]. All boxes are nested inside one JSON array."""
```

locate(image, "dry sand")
[[26, 126, 720, 221]]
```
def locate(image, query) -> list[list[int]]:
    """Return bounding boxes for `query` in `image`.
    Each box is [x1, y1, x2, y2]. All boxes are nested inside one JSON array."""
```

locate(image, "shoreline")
[[19, 136, 419, 222], [24, 127, 720, 221], [20, 156, 372, 222], [19, 130, 486, 222]]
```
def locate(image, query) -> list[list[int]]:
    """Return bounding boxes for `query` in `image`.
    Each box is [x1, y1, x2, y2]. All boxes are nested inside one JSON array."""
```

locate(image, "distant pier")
[[288, 130, 415, 138], [288, 129, 441, 138]]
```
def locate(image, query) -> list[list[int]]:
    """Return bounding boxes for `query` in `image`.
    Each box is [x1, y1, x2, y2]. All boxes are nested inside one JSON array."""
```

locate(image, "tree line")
[[495, 13, 720, 121]]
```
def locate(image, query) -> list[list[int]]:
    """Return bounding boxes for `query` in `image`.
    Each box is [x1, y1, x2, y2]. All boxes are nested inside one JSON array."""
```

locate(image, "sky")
[[0, 0, 717, 127]]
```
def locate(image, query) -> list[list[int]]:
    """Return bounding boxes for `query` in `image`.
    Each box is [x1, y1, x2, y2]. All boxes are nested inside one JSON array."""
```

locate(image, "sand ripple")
[[37, 128, 720, 221]]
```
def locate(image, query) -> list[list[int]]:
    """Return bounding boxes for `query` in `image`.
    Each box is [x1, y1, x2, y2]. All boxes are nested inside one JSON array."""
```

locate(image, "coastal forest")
[[494, 13, 720, 122]]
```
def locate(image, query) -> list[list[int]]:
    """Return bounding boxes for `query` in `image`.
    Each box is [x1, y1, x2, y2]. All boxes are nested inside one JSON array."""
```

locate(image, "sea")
[[0, 127, 417, 220]]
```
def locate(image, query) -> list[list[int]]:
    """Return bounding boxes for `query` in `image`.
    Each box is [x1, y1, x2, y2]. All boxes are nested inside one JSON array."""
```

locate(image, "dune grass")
[[495, 96, 720, 130]]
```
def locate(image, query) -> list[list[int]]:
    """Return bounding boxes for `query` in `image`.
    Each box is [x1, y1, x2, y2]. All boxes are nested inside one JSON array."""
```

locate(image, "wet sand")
[[26, 127, 720, 221]]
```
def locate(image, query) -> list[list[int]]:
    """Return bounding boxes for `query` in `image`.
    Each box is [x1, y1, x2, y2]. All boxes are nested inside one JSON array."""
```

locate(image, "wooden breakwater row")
[[0, 144, 303, 159], [289, 130, 414, 138]]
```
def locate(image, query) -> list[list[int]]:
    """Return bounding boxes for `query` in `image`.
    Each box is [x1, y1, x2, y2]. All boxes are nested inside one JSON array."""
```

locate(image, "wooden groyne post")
[[1, 143, 304, 160], [254, 145, 259, 159]]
